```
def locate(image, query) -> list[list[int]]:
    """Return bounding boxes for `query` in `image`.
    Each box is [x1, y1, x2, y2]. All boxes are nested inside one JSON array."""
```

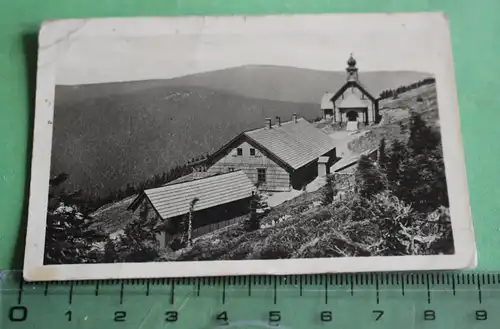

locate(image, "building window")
[[237, 148, 243, 156], [250, 148, 256, 156], [228, 167, 235, 172], [257, 168, 266, 183]]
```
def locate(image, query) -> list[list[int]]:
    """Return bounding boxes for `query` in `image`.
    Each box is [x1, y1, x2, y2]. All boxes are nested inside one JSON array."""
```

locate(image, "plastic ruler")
[[1, 270, 499, 328]]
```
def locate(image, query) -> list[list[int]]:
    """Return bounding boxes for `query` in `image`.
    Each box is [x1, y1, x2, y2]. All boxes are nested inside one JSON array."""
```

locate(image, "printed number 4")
[[217, 311, 229, 324]]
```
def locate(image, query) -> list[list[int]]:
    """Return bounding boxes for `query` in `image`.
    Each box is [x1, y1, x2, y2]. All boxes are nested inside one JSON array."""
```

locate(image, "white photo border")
[[24, 13, 476, 281]]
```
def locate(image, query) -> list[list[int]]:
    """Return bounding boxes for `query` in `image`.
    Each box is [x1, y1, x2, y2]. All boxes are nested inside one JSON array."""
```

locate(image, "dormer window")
[[237, 148, 243, 156], [250, 148, 256, 156]]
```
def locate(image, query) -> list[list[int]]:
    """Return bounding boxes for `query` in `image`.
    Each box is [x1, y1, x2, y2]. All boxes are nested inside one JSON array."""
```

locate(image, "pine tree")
[[244, 191, 267, 231], [355, 155, 386, 198], [407, 113, 440, 156], [118, 218, 160, 262], [45, 173, 103, 264], [385, 139, 411, 198]]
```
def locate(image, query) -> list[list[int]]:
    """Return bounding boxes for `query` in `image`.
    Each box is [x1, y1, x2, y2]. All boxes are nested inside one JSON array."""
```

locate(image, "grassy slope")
[[348, 83, 440, 154], [88, 195, 137, 234]]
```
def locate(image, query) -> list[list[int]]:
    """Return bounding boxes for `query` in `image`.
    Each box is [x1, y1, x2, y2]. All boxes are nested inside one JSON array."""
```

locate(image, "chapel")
[[321, 55, 380, 130]]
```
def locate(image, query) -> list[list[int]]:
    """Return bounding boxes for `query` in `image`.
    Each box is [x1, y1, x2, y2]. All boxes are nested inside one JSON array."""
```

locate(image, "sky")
[[47, 14, 446, 85]]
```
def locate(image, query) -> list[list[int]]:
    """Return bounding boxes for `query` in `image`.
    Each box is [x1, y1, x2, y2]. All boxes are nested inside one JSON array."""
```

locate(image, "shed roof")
[[338, 93, 369, 108], [141, 170, 255, 220], [163, 171, 217, 186], [244, 118, 336, 170]]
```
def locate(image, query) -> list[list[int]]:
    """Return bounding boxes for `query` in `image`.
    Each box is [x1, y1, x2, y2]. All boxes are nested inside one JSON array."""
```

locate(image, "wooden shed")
[[128, 170, 256, 248]]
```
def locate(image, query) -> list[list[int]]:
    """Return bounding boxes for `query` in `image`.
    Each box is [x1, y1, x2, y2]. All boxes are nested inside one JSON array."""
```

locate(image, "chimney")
[[265, 118, 272, 129], [292, 113, 297, 123], [276, 116, 281, 126]]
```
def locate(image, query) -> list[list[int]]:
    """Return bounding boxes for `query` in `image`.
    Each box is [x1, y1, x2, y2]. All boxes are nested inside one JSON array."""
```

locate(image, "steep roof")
[[338, 93, 369, 108], [244, 118, 336, 170], [331, 80, 377, 103], [138, 170, 255, 220], [321, 92, 334, 109]]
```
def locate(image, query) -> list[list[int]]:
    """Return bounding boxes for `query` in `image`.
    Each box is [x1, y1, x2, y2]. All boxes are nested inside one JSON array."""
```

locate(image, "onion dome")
[[347, 54, 356, 67]]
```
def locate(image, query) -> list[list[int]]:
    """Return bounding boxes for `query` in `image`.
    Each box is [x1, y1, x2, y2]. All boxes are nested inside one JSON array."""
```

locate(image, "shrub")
[[321, 174, 337, 205]]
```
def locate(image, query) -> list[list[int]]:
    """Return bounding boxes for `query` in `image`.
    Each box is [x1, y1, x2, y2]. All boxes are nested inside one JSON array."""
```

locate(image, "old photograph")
[[24, 13, 476, 280]]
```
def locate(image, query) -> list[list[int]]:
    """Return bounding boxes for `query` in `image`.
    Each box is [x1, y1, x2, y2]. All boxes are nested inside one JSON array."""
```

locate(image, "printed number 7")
[[373, 310, 384, 321]]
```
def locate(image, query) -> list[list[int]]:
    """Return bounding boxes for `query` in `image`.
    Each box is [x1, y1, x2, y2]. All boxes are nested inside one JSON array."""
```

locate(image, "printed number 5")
[[269, 311, 281, 325]]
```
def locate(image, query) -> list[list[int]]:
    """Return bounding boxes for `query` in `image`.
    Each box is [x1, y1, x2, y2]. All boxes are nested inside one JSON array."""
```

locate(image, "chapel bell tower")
[[346, 54, 358, 81]]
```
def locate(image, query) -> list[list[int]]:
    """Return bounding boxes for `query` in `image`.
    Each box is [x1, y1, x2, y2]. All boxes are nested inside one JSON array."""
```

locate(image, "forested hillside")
[[51, 85, 318, 200]]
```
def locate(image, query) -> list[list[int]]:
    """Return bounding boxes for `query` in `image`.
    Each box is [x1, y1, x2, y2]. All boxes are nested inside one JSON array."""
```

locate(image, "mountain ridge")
[[56, 65, 433, 105]]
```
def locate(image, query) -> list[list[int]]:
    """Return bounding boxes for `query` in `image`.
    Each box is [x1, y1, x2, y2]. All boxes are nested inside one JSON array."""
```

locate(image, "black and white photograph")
[[24, 13, 476, 280]]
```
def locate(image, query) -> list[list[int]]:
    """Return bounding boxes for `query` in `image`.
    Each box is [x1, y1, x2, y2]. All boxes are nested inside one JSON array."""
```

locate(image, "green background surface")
[[0, 0, 498, 271]]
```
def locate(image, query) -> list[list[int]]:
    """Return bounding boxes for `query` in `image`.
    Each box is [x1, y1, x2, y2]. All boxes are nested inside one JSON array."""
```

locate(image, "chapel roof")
[[321, 92, 334, 109], [337, 93, 370, 108]]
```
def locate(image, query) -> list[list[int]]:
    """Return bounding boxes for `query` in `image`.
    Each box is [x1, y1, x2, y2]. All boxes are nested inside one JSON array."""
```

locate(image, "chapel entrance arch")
[[347, 110, 358, 122]]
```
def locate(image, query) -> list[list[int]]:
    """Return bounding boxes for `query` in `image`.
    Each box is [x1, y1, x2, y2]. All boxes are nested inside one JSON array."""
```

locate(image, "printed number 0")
[[9, 306, 28, 322]]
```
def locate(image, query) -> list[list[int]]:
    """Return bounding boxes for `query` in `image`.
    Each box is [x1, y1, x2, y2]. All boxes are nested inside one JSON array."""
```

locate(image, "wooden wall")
[[131, 196, 167, 248], [207, 140, 291, 191]]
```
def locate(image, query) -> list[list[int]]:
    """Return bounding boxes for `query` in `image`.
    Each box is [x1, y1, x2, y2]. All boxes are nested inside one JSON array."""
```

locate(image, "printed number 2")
[[373, 310, 384, 321], [165, 311, 178, 322], [114, 311, 126, 322]]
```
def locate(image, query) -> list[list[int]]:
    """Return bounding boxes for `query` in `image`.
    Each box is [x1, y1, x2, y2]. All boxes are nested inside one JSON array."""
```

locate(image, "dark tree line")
[[379, 78, 436, 100], [349, 113, 451, 255], [84, 153, 211, 213], [356, 113, 447, 212]]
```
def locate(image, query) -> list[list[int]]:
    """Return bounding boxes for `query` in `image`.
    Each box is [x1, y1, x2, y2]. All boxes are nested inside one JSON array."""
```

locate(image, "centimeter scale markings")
[[1, 271, 500, 328]]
